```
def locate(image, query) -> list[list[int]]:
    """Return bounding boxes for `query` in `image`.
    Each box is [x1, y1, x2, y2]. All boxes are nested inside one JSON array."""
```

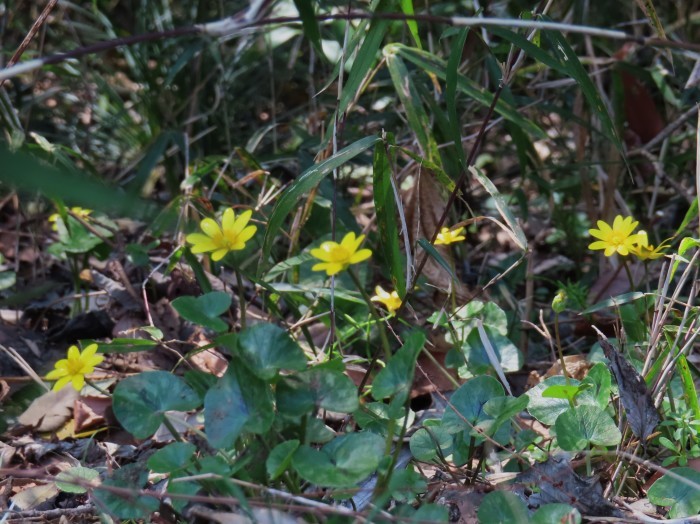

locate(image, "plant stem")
[[234, 269, 247, 330], [348, 269, 392, 361], [554, 312, 571, 385], [622, 259, 636, 291]]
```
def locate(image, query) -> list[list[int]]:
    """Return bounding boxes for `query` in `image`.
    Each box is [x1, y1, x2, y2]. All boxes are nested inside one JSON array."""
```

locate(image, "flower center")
[[66, 356, 84, 375], [609, 233, 625, 246], [329, 246, 350, 263]]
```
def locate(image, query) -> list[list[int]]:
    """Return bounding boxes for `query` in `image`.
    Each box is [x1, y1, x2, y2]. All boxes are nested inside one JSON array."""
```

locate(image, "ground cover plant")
[[1, 0, 700, 522]]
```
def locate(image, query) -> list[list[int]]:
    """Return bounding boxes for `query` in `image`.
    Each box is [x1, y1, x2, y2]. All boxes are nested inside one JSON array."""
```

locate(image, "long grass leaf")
[[469, 166, 527, 250], [384, 46, 439, 162], [0, 145, 159, 219], [373, 138, 405, 296], [390, 44, 546, 139], [446, 28, 469, 171], [293, 0, 325, 58], [262, 135, 381, 259]]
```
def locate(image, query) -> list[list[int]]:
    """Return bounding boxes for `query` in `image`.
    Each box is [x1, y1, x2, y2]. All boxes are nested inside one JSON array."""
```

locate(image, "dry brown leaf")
[[11, 482, 60, 510], [403, 168, 469, 301], [544, 355, 592, 381], [74, 395, 112, 433], [18, 387, 78, 432]]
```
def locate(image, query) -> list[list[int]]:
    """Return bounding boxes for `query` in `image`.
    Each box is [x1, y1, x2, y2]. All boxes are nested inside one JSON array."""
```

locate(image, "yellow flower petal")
[[200, 218, 221, 238]]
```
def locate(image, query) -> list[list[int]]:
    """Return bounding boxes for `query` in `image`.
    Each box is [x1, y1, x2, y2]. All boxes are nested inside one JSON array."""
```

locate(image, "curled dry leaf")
[[594, 327, 659, 444]]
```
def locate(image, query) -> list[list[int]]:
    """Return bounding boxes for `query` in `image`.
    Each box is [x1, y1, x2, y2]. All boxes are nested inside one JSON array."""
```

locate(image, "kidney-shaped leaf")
[[172, 291, 231, 332], [112, 371, 200, 439], [292, 432, 384, 488], [555, 405, 621, 451], [236, 322, 306, 379], [205, 363, 274, 449], [648, 467, 700, 518], [276, 366, 359, 416], [462, 328, 522, 374], [442, 375, 504, 434]]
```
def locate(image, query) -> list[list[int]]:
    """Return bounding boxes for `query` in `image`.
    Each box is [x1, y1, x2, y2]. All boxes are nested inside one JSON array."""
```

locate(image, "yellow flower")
[[371, 285, 402, 314], [310, 232, 372, 276], [49, 207, 92, 231], [45, 344, 104, 391], [588, 215, 642, 257], [186, 208, 257, 262], [628, 230, 668, 261], [434, 226, 466, 246]]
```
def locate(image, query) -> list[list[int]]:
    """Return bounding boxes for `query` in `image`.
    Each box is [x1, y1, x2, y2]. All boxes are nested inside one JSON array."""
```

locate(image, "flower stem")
[[622, 259, 636, 291], [234, 269, 247, 330], [348, 269, 392, 361], [554, 312, 571, 385]]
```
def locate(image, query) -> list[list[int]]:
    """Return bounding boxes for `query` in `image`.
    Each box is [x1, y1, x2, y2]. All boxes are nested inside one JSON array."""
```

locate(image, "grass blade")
[[470, 166, 527, 251], [390, 43, 546, 139], [262, 135, 381, 259], [373, 137, 405, 296]]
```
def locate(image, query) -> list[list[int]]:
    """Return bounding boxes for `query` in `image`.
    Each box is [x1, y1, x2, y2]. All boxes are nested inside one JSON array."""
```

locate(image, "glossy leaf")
[[112, 371, 200, 439]]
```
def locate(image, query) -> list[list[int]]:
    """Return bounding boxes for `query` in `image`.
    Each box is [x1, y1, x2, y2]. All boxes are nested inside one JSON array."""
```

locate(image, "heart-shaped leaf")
[[112, 371, 200, 439], [292, 432, 384, 488], [233, 323, 306, 379], [555, 405, 621, 451], [276, 365, 359, 416], [204, 361, 274, 449], [442, 375, 504, 436], [172, 291, 231, 332], [648, 467, 700, 518]]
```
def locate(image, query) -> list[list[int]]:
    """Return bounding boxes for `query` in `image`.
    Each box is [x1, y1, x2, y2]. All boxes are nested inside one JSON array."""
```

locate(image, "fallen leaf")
[[594, 328, 659, 444], [18, 387, 78, 432], [512, 455, 622, 517], [11, 482, 60, 510]]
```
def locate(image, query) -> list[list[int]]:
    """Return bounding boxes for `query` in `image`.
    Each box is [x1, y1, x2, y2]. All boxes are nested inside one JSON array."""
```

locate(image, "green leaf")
[[678, 354, 700, 431], [477, 491, 529, 524], [384, 47, 439, 162], [171, 291, 232, 332], [542, 384, 585, 402], [388, 44, 546, 139], [266, 440, 300, 480], [337, 17, 389, 119], [263, 135, 380, 259], [531, 503, 582, 524], [233, 323, 307, 380], [291, 432, 384, 488], [204, 362, 274, 449], [446, 28, 469, 171], [442, 376, 504, 435], [276, 366, 359, 416], [648, 467, 700, 518], [93, 464, 159, 520], [582, 291, 647, 315], [526, 376, 581, 425], [418, 238, 456, 280], [555, 405, 621, 451], [292, 0, 324, 58], [55, 467, 100, 494], [372, 330, 425, 402], [399, 0, 422, 49], [147, 442, 196, 473], [461, 327, 523, 374], [112, 371, 200, 439], [0, 144, 160, 219], [97, 338, 158, 354], [582, 363, 612, 409], [470, 166, 527, 251], [675, 197, 697, 237], [373, 138, 405, 296], [412, 504, 449, 522], [409, 421, 453, 462]]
